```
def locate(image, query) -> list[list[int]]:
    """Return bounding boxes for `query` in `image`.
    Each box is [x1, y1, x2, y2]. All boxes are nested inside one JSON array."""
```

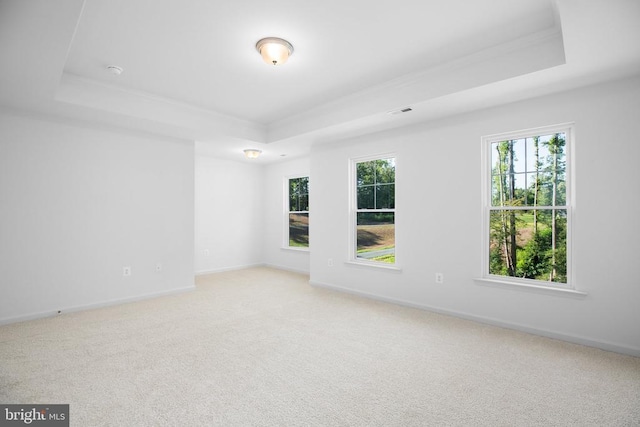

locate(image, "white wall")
[[3, 75, 638, 355], [194, 154, 264, 274], [309, 75, 640, 355], [263, 157, 311, 274], [0, 112, 195, 323]]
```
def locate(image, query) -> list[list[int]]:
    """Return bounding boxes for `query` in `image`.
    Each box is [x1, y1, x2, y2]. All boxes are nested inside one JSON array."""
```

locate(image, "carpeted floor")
[[1, 267, 639, 426]]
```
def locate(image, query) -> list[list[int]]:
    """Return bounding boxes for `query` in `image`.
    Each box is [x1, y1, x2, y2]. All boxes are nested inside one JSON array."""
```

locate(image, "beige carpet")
[[1, 267, 639, 426]]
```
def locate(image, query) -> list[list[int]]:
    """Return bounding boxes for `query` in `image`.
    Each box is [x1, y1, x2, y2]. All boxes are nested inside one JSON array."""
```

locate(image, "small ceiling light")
[[255, 37, 294, 66], [106, 65, 123, 75], [244, 149, 262, 159]]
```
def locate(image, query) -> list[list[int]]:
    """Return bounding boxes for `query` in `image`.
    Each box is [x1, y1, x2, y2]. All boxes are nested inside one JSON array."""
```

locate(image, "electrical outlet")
[[328, 258, 334, 267], [435, 273, 444, 284], [123, 266, 132, 277], [156, 263, 162, 272]]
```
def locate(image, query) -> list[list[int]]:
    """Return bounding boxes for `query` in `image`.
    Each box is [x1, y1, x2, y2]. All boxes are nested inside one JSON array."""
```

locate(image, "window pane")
[[299, 194, 309, 211], [491, 141, 514, 176], [491, 174, 505, 206], [288, 176, 309, 248], [525, 137, 537, 171], [537, 176, 566, 207], [375, 159, 395, 183], [376, 183, 395, 209], [289, 213, 309, 247], [357, 212, 395, 264], [290, 177, 310, 212], [491, 144, 502, 174], [289, 178, 299, 211], [491, 174, 523, 207], [298, 177, 309, 195], [357, 185, 375, 209], [355, 158, 395, 263], [357, 162, 375, 186], [537, 133, 565, 173], [290, 178, 298, 194], [522, 173, 537, 206], [493, 171, 565, 208], [357, 158, 395, 209], [513, 173, 528, 206], [511, 138, 526, 173], [489, 209, 567, 283]]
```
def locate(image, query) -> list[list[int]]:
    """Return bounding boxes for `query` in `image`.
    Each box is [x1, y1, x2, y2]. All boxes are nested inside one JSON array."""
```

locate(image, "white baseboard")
[[196, 263, 309, 276], [0, 285, 196, 326], [263, 263, 310, 276], [195, 263, 265, 276], [310, 280, 640, 358]]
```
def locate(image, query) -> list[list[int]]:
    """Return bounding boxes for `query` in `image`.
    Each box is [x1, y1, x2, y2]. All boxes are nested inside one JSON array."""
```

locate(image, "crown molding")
[[56, 73, 267, 143]]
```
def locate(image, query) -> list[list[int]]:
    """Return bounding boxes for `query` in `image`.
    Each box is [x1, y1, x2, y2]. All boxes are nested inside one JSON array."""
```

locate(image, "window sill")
[[345, 260, 402, 272], [474, 277, 587, 298], [281, 246, 310, 253]]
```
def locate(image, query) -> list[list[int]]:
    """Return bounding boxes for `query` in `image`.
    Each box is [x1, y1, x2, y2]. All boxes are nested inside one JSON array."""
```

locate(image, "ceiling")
[[1, 0, 639, 162]]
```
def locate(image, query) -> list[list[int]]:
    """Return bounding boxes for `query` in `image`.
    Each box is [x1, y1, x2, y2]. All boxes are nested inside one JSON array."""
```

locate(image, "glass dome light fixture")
[[255, 37, 294, 66], [243, 149, 262, 159]]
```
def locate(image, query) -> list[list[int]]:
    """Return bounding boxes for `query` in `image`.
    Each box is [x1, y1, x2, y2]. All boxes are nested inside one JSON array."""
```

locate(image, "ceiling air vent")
[[388, 107, 413, 115]]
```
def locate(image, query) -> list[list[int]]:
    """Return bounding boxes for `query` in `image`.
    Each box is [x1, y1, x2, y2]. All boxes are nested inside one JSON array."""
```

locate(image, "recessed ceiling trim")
[[56, 73, 267, 143], [266, 26, 566, 143]]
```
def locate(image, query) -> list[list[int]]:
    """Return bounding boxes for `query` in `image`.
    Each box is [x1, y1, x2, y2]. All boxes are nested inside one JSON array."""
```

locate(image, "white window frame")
[[284, 174, 309, 251], [479, 123, 578, 292], [348, 153, 399, 269]]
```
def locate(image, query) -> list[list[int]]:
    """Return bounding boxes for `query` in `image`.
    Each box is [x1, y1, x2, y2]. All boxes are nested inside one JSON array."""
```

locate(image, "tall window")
[[482, 124, 572, 287], [353, 157, 395, 264], [288, 176, 309, 248]]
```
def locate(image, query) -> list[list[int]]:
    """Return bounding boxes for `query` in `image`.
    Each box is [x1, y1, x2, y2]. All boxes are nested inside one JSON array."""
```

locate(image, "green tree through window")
[[487, 131, 569, 284], [288, 177, 309, 248], [355, 158, 395, 264]]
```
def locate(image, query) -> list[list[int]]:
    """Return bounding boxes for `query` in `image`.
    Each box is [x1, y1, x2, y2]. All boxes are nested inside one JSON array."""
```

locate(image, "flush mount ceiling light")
[[255, 37, 294, 66], [243, 149, 262, 159]]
